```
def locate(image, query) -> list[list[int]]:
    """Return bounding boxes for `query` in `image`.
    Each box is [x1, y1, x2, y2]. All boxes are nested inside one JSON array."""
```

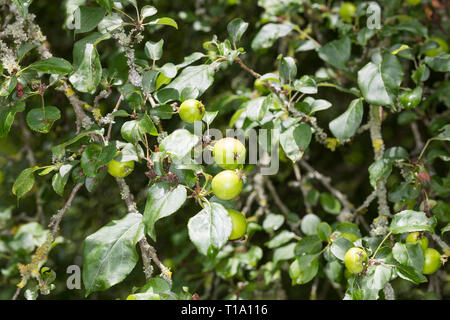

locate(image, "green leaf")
[[81, 143, 116, 178], [435, 124, 450, 141], [51, 129, 105, 161], [96, 0, 113, 11], [145, 40, 163, 61], [383, 147, 409, 162], [262, 213, 285, 231], [74, 6, 106, 34], [82, 213, 144, 296], [28, 57, 73, 75], [149, 104, 173, 119], [140, 5, 157, 20], [155, 88, 179, 104], [330, 237, 353, 260], [329, 98, 363, 142], [362, 265, 392, 290], [395, 264, 427, 285], [317, 222, 332, 242], [441, 223, 450, 234], [98, 13, 123, 33], [251, 23, 295, 51], [159, 129, 200, 160], [142, 70, 159, 93], [424, 53, 450, 73], [289, 254, 319, 285], [265, 230, 296, 249], [73, 32, 110, 68], [317, 37, 351, 70], [26, 107, 61, 133], [279, 56, 297, 83], [121, 115, 157, 143], [149, 17, 178, 29], [143, 182, 187, 241], [368, 159, 392, 189], [246, 96, 269, 122], [69, 43, 102, 93], [12, 167, 37, 202], [357, 53, 403, 106], [0, 102, 25, 138], [300, 213, 321, 236], [280, 123, 312, 162], [227, 18, 248, 45], [390, 210, 436, 234], [0, 77, 17, 97], [392, 242, 424, 271], [11, 0, 33, 17], [166, 65, 214, 97], [187, 202, 232, 255], [320, 192, 342, 215], [295, 236, 322, 256], [202, 110, 218, 126], [293, 76, 317, 94], [273, 242, 296, 264], [52, 162, 78, 196]]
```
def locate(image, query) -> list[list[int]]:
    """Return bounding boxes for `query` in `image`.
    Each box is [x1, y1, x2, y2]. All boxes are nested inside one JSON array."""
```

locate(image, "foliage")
[[0, 0, 449, 300]]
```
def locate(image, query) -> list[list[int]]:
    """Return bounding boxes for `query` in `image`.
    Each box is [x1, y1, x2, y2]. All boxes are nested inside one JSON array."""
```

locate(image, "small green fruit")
[[406, 0, 421, 5], [405, 232, 428, 251], [213, 138, 246, 170], [344, 247, 368, 274], [107, 156, 135, 178], [211, 170, 243, 200], [254, 78, 270, 95], [227, 209, 247, 240], [179, 99, 205, 123], [422, 248, 441, 275], [424, 37, 449, 57], [339, 2, 356, 23]]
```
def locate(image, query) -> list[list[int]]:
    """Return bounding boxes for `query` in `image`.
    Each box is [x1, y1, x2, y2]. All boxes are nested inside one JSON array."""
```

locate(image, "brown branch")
[[299, 160, 354, 221], [106, 94, 124, 141], [368, 106, 391, 217], [49, 183, 83, 238]]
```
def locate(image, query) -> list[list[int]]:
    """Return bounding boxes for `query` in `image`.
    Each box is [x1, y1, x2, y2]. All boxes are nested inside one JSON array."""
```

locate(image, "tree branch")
[[368, 106, 391, 217], [49, 183, 83, 238]]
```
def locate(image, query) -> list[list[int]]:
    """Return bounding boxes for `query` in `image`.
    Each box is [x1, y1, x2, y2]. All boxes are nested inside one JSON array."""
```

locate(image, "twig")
[[19, 115, 44, 224], [49, 183, 83, 238], [11, 287, 21, 300], [368, 106, 391, 217], [265, 179, 290, 216], [430, 234, 450, 255], [292, 163, 313, 214], [106, 94, 124, 141], [56, 82, 93, 133], [299, 160, 354, 220], [410, 121, 424, 156]]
